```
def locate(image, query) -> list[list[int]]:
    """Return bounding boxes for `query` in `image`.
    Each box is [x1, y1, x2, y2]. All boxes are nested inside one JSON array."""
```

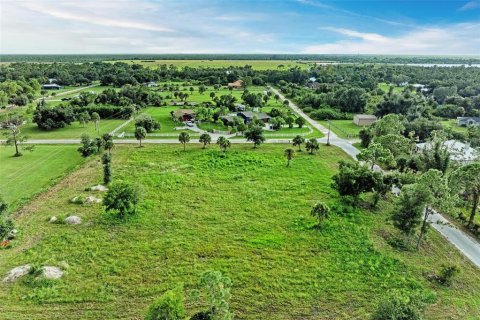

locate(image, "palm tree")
[[284, 148, 295, 167], [292, 135, 305, 151], [305, 138, 319, 155], [311, 202, 330, 227], [217, 136, 231, 152], [178, 132, 190, 151], [199, 133, 212, 149], [135, 126, 147, 147]]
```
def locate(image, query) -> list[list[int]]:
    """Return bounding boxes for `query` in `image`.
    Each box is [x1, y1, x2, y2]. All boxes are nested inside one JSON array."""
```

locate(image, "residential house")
[[42, 84, 63, 90], [457, 117, 480, 127], [228, 80, 244, 89], [173, 109, 195, 122], [237, 111, 271, 124], [353, 114, 377, 126]]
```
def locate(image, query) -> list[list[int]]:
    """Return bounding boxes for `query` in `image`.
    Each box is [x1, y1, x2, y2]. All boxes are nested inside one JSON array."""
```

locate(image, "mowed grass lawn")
[[14, 120, 126, 139], [106, 59, 312, 70], [318, 120, 364, 139], [0, 145, 84, 210], [440, 119, 469, 133], [1, 144, 479, 319]]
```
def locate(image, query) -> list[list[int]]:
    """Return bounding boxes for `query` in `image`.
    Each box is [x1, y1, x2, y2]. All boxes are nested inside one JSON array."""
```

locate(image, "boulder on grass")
[[85, 196, 102, 204], [49, 216, 58, 223], [90, 185, 108, 192], [42, 266, 64, 279], [2, 265, 31, 282], [64, 216, 82, 225]]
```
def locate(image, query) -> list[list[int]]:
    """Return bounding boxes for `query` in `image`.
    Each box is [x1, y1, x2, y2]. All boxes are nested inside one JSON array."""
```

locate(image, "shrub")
[[372, 290, 435, 320], [310, 108, 348, 120], [103, 183, 141, 219], [437, 265, 460, 286], [145, 289, 185, 320], [135, 115, 160, 133]]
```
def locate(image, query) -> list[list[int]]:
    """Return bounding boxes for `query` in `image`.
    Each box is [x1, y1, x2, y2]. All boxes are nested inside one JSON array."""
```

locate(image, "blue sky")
[[1, 0, 479, 54]]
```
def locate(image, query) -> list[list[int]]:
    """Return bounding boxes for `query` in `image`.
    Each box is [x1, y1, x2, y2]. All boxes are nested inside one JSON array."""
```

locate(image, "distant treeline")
[[1, 54, 479, 64]]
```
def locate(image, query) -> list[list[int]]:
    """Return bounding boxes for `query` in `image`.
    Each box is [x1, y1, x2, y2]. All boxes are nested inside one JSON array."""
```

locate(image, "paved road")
[[36, 83, 101, 102], [269, 85, 480, 268]]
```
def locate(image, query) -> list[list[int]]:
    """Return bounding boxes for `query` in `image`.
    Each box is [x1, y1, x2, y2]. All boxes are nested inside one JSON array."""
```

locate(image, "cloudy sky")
[[1, 0, 479, 55]]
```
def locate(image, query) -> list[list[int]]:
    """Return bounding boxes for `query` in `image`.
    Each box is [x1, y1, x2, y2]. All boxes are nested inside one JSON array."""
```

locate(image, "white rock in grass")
[[42, 266, 64, 279], [49, 216, 58, 223], [3, 265, 31, 282], [64, 216, 82, 225], [90, 185, 108, 192], [85, 196, 102, 204]]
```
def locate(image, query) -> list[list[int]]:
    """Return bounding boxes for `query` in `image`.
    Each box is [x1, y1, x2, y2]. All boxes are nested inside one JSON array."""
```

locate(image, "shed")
[[42, 84, 63, 90], [353, 114, 377, 126]]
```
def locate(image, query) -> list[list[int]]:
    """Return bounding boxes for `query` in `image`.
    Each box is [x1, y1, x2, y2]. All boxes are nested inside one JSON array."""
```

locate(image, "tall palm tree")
[[178, 132, 190, 151]]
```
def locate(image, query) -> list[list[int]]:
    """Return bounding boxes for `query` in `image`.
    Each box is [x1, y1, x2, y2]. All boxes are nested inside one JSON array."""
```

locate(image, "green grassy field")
[[106, 59, 312, 70], [319, 120, 364, 139], [377, 82, 403, 94], [1, 144, 479, 319], [440, 119, 468, 133], [0, 145, 84, 210], [13, 119, 126, 139]]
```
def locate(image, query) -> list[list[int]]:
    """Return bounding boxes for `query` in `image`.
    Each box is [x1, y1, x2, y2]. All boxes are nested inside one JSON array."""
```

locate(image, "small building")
[[42, 84, 63, 90], [220, 115, 236, 126], [305, 81, 321, 89], [228, 80, 244, 89], [457, 117, 480, 127], [237, 111, 271, 124], [234, 103, 246, 111], [353, 114, 377, 126], [144, 81, 157, 87], [173, 109, 195, 122], [416, 140, 478, 164]]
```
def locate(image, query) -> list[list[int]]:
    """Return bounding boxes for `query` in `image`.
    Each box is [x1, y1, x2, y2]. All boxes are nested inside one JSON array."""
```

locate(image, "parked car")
[[186, 121, 194, 127], [61, 97, 72, 101]]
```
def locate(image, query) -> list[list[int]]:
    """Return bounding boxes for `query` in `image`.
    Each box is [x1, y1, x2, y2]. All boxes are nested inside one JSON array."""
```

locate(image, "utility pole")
[[327, 120, 331, 146]]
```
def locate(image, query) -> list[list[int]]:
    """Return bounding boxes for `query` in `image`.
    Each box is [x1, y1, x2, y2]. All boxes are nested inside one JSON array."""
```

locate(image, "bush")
[[437, 265, 460, 286], [372, 290, 435, 320], [135, 115, 160, 133], [145, 289, 185, 320], [310, 108, 348, 120], [103, 183, 141, 219]]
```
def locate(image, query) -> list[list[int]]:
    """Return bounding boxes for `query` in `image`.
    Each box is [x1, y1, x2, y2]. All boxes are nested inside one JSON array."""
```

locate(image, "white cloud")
[[303, 24, 480, 55], [459, 1, 480, 11]]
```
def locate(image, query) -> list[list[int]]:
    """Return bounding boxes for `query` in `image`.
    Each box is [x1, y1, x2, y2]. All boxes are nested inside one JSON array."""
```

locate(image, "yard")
[[0, 145, 84, 211], [318, 119, 364, 139], [1, 144, 479, 319], [440, 119, 469, 133], [14, 119, 126, 139]]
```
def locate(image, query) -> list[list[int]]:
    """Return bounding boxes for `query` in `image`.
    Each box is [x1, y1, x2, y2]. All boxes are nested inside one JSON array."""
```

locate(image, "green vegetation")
[[1, 144, 479, 319], [0, 145, 84, 210], [319, 120, 363, 139], [106, 59, 311, 70]]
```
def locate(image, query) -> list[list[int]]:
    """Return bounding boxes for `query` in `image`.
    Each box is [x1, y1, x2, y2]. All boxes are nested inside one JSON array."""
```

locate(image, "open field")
[[377, 82, 403, 94], [105, 59, 313, 70], [440, 119, 469, 133], [0, 145, 84, 211], [319, 120, 364, 139], [12, 120, 126, 139], [1, 144, 479, 319]]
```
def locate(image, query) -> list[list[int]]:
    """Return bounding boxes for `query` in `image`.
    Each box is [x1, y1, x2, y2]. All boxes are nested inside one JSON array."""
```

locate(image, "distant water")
[[315, 62, 480, 68]]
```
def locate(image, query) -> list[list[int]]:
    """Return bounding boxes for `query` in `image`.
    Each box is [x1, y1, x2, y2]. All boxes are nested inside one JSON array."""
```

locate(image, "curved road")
[[269, 85, 480, 268]]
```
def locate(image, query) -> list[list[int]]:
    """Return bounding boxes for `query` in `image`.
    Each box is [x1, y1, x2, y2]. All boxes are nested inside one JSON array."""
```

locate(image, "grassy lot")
[[1, 144, 479, 319], [318, 120, 364, 139], [13, 120, 126, 139], [123, 107, 180, 134], [106, 59, 312, 70], [440, 119, 468, 133], [377, 82, 403, 93], [0, 145, 84, 211]]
